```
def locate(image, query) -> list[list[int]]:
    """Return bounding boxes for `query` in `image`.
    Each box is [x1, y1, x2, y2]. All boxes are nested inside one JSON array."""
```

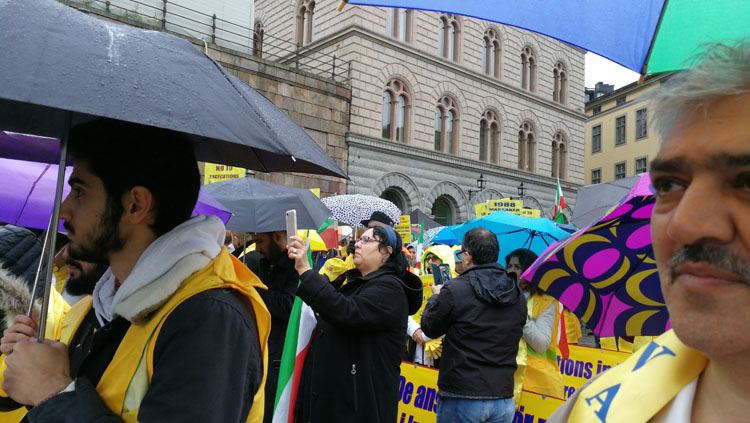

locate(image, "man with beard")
[[549, 43, 750, 422], [0, 119, 270, 422], [244, 231, 297, 423], [61, 253, 108, 306]]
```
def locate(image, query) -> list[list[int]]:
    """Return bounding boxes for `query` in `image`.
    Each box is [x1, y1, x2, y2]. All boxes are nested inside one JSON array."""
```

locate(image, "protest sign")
[[203, 162, 245, 185], [395, 215, 412, 242]]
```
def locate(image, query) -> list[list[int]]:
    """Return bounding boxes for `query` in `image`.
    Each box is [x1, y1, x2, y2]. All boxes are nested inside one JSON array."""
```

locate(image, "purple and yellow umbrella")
[[522, 173, 668, 337]]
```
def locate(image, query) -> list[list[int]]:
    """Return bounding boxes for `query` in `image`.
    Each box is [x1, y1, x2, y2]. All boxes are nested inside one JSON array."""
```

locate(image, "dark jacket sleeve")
[[256, 271, 297, 320], [27, 377, 122, 422], [296, 269, 406, 332], [420, 284, 455, 339]]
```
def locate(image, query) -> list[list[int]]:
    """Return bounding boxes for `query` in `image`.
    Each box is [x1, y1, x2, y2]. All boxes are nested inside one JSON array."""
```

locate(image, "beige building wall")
[[584, 74, 673, 185]]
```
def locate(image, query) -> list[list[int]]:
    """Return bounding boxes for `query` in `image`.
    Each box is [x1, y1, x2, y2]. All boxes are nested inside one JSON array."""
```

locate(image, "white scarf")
[[92, 215, 225, 325]]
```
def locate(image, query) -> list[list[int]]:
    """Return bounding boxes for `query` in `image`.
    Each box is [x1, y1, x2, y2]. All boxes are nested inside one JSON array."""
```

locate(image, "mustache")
[[65, 258, 82, 271], [63, 221, 74, 234], [667, 244, 750, 285]]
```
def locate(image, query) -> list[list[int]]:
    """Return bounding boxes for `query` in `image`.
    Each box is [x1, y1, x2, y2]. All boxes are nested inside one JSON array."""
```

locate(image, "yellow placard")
[[517, 390, 566, 422], [474, 203, 489, 218], [488, 199, 524, 215], [203, 162, 245, 185], [411, 276, 435, 325], [557, 344, 631, 400], [394, 215, 412, 243], [520, 208, 541, 218], [309, 188, 321, 198], [397, 363, 439, 423]]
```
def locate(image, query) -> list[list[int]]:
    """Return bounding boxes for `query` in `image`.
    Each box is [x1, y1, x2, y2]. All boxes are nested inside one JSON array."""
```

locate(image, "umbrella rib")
[[640, 0, 671, 76], [14, 164, 51, 225]]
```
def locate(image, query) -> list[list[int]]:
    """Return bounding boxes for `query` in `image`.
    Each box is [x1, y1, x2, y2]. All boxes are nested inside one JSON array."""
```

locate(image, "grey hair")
[[652, 42, 750, 140]]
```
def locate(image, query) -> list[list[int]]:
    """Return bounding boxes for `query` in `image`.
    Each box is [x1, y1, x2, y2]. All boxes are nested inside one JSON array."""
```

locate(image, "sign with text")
[[394, 215, 412, 243], [397, 363, 439, 423], [488, 199, 523, 214], [203, 163, 245, 185], [520, 208, 541, 218]]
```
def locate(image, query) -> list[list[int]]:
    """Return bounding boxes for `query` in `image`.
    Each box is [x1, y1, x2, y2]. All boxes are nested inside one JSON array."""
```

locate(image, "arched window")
[[381, 188, 405, 213], [482, 29, 501, 78], [296, 0, 315, 46], [438, 15, 460, 61], [381, 79, 411, 142], [552, 132, 567, 179], [434, 96, 459, 154], [553, 62, 567, 104], [518, 121, 536, 171], [386, 8, 412, 42], [253, 21, 264, 58], [432, 196, 454, 226], [479, 110, 500, 164], [520, 46, 537, 92]]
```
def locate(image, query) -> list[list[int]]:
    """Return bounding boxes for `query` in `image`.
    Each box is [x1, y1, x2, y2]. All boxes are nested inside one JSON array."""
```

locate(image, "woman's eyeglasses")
[[356, 235, 379, 245]]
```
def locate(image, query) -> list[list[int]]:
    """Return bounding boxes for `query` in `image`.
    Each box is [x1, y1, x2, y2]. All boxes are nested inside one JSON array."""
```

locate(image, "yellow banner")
[[520, 208, 541, 218], [309, 188, 321, 198], [474, 203, 489, 218], [411, 277, 435, 325], [488, 199, 523, 215], [394, 215, 412, 243], [398, 363, 439, 423], [203, 163, 245, 185], [397, 344, 631, 422]]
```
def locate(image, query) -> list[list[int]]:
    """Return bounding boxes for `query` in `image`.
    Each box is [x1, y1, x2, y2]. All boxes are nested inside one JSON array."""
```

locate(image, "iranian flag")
[[272, 220, 332, 423], [553, 178, 566, 224]]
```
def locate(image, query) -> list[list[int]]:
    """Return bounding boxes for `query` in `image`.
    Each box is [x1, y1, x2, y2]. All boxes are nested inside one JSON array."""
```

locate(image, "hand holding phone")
[[285, 210, 297, 246]]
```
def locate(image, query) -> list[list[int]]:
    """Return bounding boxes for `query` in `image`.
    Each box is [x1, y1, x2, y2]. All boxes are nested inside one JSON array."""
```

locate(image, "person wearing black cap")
[[360, 210, 395, 228]]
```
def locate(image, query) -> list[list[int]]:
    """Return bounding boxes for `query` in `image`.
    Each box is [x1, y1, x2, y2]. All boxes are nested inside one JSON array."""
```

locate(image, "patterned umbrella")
[[522, 173, 667, 337], [321, 194, 401, 227]]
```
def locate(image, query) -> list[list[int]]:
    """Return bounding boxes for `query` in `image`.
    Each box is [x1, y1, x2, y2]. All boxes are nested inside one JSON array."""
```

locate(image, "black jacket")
[[245, 251, 297, 423], [294, 265, 422, 423], [421, 263, 526, 398], [0, 225, 44, 286]]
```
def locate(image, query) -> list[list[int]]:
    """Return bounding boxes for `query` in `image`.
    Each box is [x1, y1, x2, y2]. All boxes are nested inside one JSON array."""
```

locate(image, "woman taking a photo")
[[287, 225, 422, 423]]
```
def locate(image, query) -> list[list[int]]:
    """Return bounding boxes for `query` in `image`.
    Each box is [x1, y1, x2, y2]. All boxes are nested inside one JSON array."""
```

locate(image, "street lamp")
[[517, 182, 527, 199], [467, 174, 487, 200]]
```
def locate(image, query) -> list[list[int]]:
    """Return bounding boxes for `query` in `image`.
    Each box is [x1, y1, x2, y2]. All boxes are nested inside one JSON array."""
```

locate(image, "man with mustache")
[[0, 119, 270, 422], [549, 43, 750, 422], [61, 253, 108, 306]]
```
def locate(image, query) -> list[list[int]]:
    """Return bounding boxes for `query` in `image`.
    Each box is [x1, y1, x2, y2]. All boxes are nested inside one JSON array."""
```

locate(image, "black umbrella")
[[409, 208, 441, 230], [202, 178, 331, 233], [0, 0, 346, 178], [0, 0, 347, 339]]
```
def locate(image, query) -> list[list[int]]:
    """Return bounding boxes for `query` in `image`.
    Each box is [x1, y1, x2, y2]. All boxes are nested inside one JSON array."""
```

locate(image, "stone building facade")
[[256, 1, 586, 225]]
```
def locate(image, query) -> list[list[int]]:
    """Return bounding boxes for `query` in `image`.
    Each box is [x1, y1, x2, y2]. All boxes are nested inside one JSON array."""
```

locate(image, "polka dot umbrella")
[[321, 194, 402, 227]]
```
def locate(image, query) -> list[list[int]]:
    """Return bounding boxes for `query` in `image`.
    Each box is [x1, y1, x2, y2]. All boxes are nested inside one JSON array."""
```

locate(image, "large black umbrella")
[[0, 0, 346, 178], [0, 0, 346, 338], [202, 178, 331, 233]]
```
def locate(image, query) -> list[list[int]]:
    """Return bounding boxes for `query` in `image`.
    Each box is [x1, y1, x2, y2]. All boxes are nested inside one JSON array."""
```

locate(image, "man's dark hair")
[[505, 248, 538, 273], [68, 119, 200, 235], [462, 228, 499, 265]]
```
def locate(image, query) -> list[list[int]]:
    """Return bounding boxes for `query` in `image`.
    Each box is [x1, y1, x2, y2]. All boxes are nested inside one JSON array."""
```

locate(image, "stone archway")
[[425, 181, 469, 223], [371, 172, 421, 212]]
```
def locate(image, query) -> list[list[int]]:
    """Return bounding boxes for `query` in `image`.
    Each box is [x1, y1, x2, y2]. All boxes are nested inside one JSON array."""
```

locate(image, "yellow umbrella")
[[298, 229, 327, 251]]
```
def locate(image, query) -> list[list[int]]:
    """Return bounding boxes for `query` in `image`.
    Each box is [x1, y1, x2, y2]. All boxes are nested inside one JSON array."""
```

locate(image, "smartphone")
[[285, 210, 297, 246], [438, 264, 452, 284]]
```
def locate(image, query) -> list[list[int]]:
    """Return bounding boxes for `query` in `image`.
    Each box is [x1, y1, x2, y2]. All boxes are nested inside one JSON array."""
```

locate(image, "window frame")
[[591, 168, 601, 184], [635, 156, 648, 175], [635, 107, 648, 140], [614, 161, 627, 180], [591, 124, 602, 153], [615, 115, 627, 146]]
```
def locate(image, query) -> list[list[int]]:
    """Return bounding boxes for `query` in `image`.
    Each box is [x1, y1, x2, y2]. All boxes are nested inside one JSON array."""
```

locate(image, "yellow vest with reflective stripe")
[[58, 249, 270, 422]]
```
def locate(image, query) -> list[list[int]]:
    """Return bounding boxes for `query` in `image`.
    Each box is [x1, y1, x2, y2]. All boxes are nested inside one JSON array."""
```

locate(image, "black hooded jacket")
[[293, 264, 422, 423], [421, 262, 527, 398]]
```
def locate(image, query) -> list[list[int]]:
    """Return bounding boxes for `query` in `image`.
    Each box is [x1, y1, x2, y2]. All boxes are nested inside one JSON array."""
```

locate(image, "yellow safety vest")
[[520, 294, 564, 399], [4, 249, 270, 423]]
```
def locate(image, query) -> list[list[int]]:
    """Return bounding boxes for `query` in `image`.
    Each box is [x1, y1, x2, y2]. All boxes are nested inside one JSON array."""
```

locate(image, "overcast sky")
[[585, 52, 641, 89]]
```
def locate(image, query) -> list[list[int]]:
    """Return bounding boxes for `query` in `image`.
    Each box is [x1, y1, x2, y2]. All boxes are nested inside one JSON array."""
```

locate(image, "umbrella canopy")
[[0, 0, 346, 178], [0, 158, 232, 229], [432, 210, 571, 263], [408, 208, 441, 230], [202, 177, 331, 233], [321, 194, 402, 227], [572, 175, 641, 228], [522, 173, 666, 337], [347, 0, 750, 74]]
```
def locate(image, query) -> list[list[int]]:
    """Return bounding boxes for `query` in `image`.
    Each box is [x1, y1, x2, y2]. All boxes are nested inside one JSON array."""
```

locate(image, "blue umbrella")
[[434, 211, 571, 264]]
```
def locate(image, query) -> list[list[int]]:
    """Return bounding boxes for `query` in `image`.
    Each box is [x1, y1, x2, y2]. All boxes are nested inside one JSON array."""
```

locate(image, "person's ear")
[[273, 231, 287, 248], [123, 186, 154, 225]]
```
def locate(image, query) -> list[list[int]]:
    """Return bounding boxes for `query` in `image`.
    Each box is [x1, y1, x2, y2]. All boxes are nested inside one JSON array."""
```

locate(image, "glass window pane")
[[387, 9, 395, 37], [396, 96, 405, 142], [448, 24, 455, 60], [438, 19, 444, 56], [482, 39, 488, 73], [479, 121, 487, 161], [382, 92, 391, 139], [434, 108, 442, 150], [489, 48, 495, 76], [446, 111, 454, 153], [399, 9, 407, 40], [490, 125, 498, 163]]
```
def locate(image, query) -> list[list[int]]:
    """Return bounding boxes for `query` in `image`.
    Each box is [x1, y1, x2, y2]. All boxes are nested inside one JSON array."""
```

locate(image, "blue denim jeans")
[[436, 396, 516, 423]]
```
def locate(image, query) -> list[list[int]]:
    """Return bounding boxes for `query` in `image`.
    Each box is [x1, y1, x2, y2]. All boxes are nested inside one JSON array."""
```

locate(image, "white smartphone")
[[285, 210, 297, 246]]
